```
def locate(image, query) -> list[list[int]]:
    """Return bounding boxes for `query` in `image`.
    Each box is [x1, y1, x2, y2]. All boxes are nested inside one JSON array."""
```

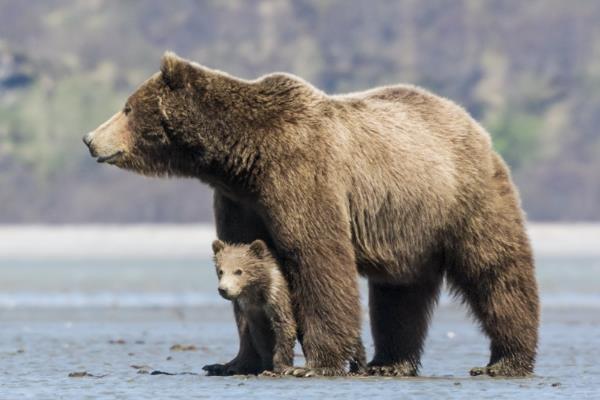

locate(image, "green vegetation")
[[0, 0, 598, 222]]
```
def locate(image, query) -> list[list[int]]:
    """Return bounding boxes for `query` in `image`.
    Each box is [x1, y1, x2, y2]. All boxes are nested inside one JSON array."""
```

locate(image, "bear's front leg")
[[267, 194, 362, 377]]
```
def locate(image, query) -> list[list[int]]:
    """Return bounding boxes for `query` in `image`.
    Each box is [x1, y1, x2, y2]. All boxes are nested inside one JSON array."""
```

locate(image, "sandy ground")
[[0, 224, 599, 398], [0, 223, 599, 259], [1, 305, 599, 399]]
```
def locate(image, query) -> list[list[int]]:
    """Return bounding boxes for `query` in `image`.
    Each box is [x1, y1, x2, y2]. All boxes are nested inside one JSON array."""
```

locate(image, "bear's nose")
[[82, 132, 94, 147], [218, 288, 229, 299]]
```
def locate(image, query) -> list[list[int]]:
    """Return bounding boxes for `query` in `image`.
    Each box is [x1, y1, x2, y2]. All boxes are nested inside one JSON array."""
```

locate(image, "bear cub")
[[203, 239, 297, 375]]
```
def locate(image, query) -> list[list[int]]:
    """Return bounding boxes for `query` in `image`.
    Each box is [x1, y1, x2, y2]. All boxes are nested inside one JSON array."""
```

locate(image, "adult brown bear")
[[83, 52, 539, 377]]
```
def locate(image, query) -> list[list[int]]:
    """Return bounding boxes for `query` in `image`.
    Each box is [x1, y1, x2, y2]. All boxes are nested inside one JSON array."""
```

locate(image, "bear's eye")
[[123, 105, 132, 115], [217, 270, 223, 277], [234, 269, 243, 276]]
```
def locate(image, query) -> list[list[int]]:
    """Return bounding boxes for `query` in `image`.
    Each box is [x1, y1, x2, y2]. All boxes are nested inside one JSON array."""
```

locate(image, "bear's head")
[[83, 52, 318, 181], [211, 239, 275, 301]]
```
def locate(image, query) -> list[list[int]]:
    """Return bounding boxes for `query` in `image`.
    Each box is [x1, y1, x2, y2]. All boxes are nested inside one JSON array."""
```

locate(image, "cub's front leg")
[[269, 296, 297, 373], [203, 302, 263, 376]]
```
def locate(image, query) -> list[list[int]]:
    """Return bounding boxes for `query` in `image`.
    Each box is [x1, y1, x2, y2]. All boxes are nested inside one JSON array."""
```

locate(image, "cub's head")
[[83, 52, 244, 177], [211, 239, 273, 300]]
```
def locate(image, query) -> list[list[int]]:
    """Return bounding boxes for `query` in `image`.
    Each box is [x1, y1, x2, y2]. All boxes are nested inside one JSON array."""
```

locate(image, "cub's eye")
[[217, 270, 223, 277], [123, 105, 132, 115], [234, 269, 243, 276]]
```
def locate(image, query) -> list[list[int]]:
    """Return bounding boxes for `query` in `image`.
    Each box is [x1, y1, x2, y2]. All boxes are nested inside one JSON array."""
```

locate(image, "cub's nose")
[[82, 132, 94, 147], [218, 288, 229, 299]]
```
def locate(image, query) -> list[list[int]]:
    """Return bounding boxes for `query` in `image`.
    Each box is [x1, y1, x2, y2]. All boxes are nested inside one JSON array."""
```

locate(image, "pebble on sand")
[[170, 344, 197, 351], [68, 371, 106, 378]]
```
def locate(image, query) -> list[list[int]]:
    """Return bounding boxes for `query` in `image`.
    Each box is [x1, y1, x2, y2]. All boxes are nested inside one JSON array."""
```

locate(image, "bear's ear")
[[249, 240, 268, 258], [212, 239, 226, 255], [161, 51, 195, 90]]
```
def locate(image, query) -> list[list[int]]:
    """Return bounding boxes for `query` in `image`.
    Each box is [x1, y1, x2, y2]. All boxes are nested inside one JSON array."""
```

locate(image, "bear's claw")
[[470, 360, 533, 377], [259, 370, 280, 378], [469, 366, 487, 376], [282, 366, 346, 377], [367, 362, 417, 377], [470, 354, 534, 377]]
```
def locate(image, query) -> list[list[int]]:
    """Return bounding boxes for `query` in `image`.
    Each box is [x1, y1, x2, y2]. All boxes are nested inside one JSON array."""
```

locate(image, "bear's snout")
[[82, 132, 97, 157], [83, 111, 131, 164], [82, 131, 93, 147]]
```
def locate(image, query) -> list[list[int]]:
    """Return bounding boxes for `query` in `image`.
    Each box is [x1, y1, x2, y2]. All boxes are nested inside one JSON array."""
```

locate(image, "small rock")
[[551, 382, 561, 387], [454, 382, 461, 386], [130, 364, 152, 373], [170, 344, 197, 352], [130, 364, 151, 370], [68, 371, 106, 378], [68, 371, 90, 378], [135, 340, 145, 345], [108, 339, 126, 345], [166, 356, 173, 361]]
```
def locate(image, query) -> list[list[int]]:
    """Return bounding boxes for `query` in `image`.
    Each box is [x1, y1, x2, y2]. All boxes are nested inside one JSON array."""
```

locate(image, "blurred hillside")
[[0, 0, 599, 222]]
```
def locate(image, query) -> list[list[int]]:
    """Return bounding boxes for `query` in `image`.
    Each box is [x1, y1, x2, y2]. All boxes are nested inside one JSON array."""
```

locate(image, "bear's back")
[[327, 84, 497, 272]]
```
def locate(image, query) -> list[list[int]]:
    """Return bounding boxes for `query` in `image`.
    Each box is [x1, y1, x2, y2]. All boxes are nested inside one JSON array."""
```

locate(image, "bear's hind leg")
[[447, 206, 539, 377], [368, 276, 442, 376]]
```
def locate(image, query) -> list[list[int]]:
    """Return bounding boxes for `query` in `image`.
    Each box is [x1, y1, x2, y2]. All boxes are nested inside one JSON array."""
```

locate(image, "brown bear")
[[83, 52, 539, 377], [204, 239, 366, 377], [204, 239, 297, 376]]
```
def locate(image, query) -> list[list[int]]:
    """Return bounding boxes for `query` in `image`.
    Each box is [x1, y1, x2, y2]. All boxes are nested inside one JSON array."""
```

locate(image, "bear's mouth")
[[97, 151, 123, 164]]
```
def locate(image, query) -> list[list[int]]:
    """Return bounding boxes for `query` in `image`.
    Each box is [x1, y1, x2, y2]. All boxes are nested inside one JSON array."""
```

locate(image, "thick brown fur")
[[84, 52, 539, 377], [203, 239, 366, 377], [203, 239, 297, 375]]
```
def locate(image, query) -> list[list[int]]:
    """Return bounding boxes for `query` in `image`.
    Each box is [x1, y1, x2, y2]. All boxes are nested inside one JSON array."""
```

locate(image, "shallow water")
[[1, 255, 599, 399]]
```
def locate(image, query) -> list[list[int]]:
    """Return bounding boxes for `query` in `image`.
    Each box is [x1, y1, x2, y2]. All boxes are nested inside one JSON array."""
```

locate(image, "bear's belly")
[[349, 188, 447, 284]]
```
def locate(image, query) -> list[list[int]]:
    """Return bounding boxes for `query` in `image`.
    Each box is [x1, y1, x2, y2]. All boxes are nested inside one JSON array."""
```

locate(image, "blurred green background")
[[1, 0, 599, 222]]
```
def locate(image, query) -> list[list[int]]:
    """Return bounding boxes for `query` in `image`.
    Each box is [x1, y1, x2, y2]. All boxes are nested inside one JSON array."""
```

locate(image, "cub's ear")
[[249, 240, 268, 258], [212, 239, 226, 255], [160, 51, 195, 90]]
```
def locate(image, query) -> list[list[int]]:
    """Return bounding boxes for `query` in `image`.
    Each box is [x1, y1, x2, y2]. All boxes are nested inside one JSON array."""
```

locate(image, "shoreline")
[[0, 223, 599, 259]]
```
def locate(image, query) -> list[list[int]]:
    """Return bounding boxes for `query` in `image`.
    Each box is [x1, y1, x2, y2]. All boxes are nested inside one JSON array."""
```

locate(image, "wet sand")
[[0, 225, 599, 399], [1, 305, 599, 399]]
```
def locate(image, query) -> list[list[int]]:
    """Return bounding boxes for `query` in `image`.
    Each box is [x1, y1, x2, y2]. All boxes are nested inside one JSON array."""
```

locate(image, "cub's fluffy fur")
[[204, 239, 296, 375], [204, 239, 366, 376]]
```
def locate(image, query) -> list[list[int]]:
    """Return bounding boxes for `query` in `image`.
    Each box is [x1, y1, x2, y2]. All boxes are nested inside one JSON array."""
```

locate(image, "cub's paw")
[[204, 361, 264, 376], [367, 362, 417, 377], [282, 366, 346, 378], [202, 363, 229, 376]]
